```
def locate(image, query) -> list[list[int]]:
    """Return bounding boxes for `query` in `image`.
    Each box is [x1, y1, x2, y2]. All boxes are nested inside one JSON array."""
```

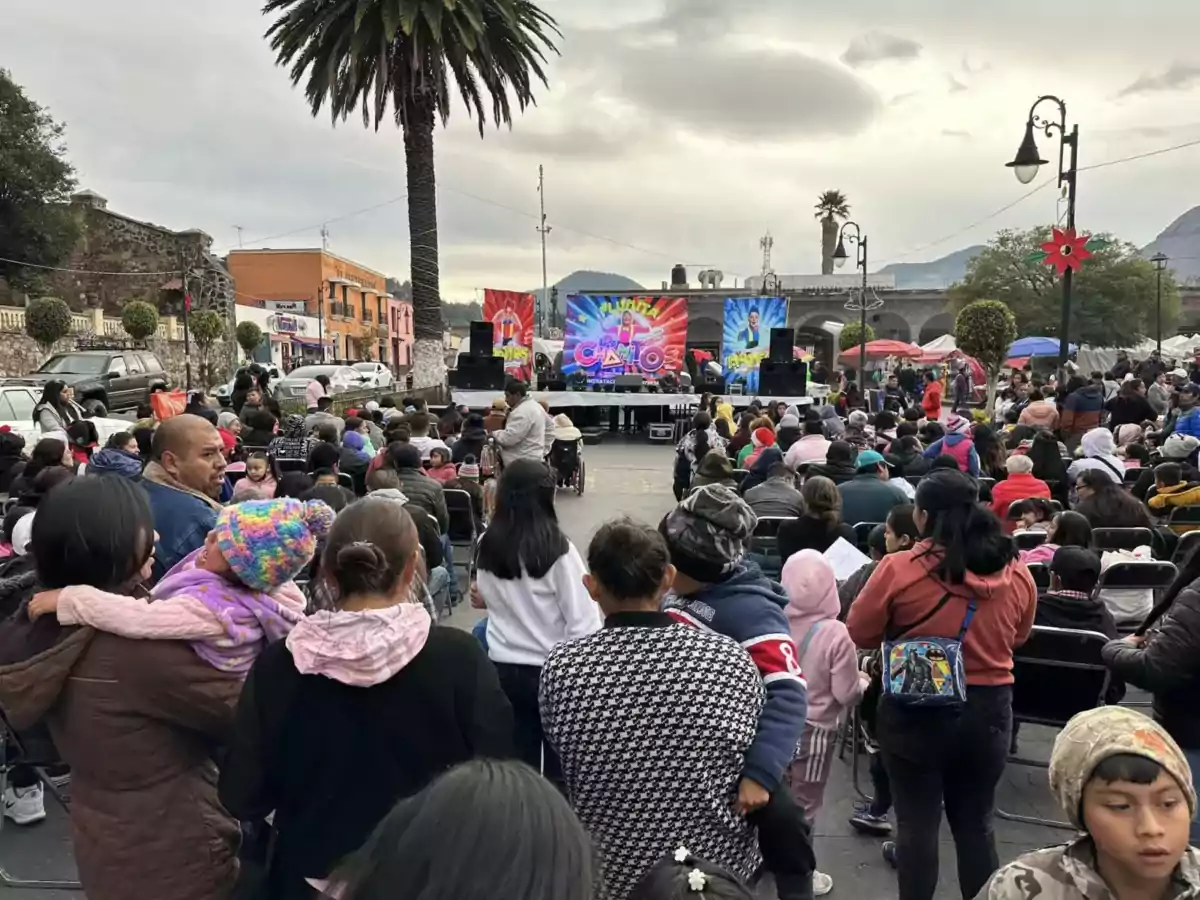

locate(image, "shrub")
[[235, 321, 264, 360], [121, 300, 159, 342], [25, 297, 73, 353], [838, 322, 875, 352]]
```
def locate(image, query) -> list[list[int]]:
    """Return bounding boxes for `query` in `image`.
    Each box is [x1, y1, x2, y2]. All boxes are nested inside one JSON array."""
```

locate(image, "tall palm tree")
[[263, 0, 560, 388], [814, 190, 850, 276]]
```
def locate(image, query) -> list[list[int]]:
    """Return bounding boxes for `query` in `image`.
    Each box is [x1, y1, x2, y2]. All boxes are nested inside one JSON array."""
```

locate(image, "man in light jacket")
[[493, 380, 547, 466]]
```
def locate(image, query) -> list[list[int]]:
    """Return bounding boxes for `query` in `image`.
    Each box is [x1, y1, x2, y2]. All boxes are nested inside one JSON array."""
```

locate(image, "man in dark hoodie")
[[452, 412, 488, 464], [1037, 547, 1117, 638], [661, 485, 816, 900], [808, 440, 858, 485], [1059, 373, 1106, 443]]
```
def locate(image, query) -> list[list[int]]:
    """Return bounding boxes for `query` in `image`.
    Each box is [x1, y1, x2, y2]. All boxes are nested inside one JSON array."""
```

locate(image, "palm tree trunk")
[[821, 216, 837, 275], [404, 99, 446, 391]]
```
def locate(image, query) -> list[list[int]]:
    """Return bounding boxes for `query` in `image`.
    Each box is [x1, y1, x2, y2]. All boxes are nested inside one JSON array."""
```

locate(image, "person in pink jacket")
[[781, 549, 869, 896]]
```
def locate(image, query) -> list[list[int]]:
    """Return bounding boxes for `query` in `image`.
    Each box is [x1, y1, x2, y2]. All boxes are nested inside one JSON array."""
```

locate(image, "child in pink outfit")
[[29, 498, 334, 675], [426, 447, 459, 485], [781, 549, 869, 818]]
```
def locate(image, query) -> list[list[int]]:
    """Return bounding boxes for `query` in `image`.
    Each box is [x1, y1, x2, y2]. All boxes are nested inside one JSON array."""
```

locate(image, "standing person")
[[0, 476, 243, 900], [1101, 548, 1200, 841], [921, 414, 980, 476], [674, 412, 725, 500], [660, 485, 816, 900], [219, 498, 513, 899], [921, 371, 943, 421], [1060, 374, 1107, 444], [847, 468, 1037, 900], [952, 365, 971, 414], [304, 373, 331, 411], [474, 460, 600, 781], [782, 550, 868, 896], [1148, 370, 1172, 417], [32, 380, 79, 437], [269, 414, 319, 462], [977, 707, 1198, 900], [1106, 379, 1158, 432], [541, 519, 765, 900], [493, 380, 547, 466], [1017, 389, 1059, 429]]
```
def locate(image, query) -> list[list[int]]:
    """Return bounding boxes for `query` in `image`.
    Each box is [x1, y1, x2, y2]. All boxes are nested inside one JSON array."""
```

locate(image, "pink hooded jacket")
[[781, 550, 866, 730]]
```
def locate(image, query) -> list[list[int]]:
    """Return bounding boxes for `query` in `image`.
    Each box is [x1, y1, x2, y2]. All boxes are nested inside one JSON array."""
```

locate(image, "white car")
[[0, 385, 133, 448], [352, 361, 394, 390], [215, 364, 282, 408]]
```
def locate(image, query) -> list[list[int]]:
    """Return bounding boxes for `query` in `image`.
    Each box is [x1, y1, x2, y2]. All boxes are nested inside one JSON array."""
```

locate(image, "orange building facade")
[[226, 249, 410, 369]]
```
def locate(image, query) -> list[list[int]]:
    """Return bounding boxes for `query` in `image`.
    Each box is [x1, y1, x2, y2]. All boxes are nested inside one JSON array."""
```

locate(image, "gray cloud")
[[840, 31, 922, 68], [1118, 62, 1200, 97]]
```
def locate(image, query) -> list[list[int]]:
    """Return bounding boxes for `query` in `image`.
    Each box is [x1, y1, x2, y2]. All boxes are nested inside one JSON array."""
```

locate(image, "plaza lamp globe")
[[1006, 121, 1048, 185], [832, 236, 849, 269]]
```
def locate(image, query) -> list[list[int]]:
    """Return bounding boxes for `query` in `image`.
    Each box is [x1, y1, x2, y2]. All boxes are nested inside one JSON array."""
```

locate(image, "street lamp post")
[[1152, 253, 1169, 354], [1006, 95, 1078, 379], [832, 222, 879, 397]]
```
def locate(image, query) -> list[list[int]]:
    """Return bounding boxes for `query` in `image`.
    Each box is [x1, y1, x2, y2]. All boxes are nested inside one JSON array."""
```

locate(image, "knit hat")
[[778, 413, 800, 431], [658, 484, 757, 583], [848, 410, 869, 429], [945, 413, 971, 435], [1049, 706, 1196, 830], [215, 498, 336, 592], [458, 455, 481, 481], [751, 427, 776, 449]]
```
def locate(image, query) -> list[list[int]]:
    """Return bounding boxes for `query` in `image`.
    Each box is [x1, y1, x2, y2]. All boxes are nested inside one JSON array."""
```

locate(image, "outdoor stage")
[[451, 390, 817, 410]]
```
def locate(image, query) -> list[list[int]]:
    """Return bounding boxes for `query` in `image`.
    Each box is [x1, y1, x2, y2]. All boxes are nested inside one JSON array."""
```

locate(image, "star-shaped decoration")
[[1039, 227, 1093, 275]]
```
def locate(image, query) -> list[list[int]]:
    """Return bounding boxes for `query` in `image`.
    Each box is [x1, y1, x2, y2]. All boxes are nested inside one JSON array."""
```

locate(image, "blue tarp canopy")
[[1007, 336, 1077, 357]]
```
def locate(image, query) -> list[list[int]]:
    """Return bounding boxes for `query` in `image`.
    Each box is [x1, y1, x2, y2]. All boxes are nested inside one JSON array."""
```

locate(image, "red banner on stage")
[[482, 288, 535, 382]]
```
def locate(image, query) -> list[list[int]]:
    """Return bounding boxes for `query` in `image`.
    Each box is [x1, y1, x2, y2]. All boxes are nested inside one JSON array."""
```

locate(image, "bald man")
[[141, 415, 227, 582]]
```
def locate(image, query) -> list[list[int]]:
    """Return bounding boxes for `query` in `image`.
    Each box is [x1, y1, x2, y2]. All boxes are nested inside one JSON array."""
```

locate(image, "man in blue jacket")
[[661, 485, 816, 900]]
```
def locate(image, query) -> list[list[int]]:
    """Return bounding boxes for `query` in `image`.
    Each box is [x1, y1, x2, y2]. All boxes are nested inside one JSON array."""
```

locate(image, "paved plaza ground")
[[1, 440, 1072, 898]]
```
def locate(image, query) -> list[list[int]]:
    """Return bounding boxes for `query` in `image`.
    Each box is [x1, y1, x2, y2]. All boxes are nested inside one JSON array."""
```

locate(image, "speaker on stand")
[[759, 360, 808, 397], [768, 327, 794, 364], [469, 321, 495, 358]]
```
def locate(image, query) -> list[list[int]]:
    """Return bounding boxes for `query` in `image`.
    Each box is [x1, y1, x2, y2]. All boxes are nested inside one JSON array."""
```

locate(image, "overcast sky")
[[4, 0, 1199, 300]]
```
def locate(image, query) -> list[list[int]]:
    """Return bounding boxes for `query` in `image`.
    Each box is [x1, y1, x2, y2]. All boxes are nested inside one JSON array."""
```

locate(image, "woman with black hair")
[[674, 411, 725, 500], [32, 380, 80, 435], [848, 469, 1037, 900], [1100, 551, 1200, 842], [0, 430, 26, 494], [474, 459, 600, 780], [7, 437, 71, 498], [230, 370, 256, 414], [1025, 429, 1069, 503], [971, 424, 1008, 481], [221, 498, 513, 900], [0, 476, 244, 900]]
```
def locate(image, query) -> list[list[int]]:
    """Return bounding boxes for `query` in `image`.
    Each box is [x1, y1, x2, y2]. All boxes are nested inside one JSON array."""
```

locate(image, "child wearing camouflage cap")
[[978, 706, 1199, 900]]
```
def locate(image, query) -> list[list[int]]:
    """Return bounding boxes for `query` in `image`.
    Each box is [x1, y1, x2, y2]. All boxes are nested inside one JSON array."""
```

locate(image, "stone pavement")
[[0, 440, 1071, 898]]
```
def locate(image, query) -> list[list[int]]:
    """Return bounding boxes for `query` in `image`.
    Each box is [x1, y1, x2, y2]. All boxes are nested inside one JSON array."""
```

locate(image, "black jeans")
[[494, 661, 562, 785], [748, 787, 816, 900], [877, 685, 1012, 900], [868, 752, 892, 816]]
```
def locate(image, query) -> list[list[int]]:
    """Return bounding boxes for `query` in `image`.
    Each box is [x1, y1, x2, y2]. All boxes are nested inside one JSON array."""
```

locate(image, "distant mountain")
[[530, 270, 645, 328], [876, 245, 985, 290], [1142, 207, 1200, 286]]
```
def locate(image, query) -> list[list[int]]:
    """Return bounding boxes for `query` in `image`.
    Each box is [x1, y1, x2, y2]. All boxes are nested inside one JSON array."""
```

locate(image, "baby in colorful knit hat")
[[29, 498, 335, 674]]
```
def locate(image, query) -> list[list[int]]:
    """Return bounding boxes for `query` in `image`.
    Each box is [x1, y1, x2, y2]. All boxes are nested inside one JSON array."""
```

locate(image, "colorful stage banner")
[[721, 297, 789, 392], [482, 288, 535, 382], [563, 295, 688, 385]]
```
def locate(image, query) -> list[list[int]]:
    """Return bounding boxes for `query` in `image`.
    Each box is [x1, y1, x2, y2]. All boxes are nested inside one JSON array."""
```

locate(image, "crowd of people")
[[0, 354, 1195, 900]]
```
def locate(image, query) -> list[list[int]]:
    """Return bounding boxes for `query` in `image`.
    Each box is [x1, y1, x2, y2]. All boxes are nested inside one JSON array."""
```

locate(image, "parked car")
[[215, 363, 282, 408], [0, 384, 132, 448], [8, 350, 169, 417], [351, 361, 393, 390], [272, 364, 362, 405]]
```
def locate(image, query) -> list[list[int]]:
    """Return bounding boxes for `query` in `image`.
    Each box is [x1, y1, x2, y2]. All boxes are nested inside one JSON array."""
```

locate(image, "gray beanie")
[[658, 485, 757, 583]]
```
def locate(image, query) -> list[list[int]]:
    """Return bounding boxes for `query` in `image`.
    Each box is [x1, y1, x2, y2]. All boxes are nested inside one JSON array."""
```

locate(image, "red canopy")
[[839, 339, 923, 364]]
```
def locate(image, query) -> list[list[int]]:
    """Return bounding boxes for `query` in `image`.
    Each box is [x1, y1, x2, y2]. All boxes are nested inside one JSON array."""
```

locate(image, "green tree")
[[0, 70, 81, 292], [190, 310, 226, 386], [949, 226, 1181, 346], [121, 300, 159, 342], [954, 299, 1017, 413], [25, 296, 72, 355], [235, 320, 264, 360], [263, 0, 560, 388], [838, 321, 874, 352], [815, 190, 850, 276]]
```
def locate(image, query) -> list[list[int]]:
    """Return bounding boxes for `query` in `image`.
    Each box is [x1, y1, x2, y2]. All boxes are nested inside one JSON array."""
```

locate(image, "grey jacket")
[[396, 468, 449, 532], [1148, 380, 1171, 416], [494, 396, 547, 465], [744, 478, 805, 519]]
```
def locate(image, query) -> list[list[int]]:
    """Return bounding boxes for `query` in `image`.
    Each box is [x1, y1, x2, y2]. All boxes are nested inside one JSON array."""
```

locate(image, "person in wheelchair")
[[549, 415, 582, 488]]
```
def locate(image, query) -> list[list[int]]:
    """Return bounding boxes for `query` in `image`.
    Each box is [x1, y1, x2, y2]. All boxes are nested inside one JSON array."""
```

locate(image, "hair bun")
[[303, 499, 336, 538], [335, 541, 387, 574]]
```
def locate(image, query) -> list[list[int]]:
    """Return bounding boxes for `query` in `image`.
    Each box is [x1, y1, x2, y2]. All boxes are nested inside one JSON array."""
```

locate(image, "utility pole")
[[320, 224, 330, 252], [535, 164, 552, 390], [1152, 253, 1169, 354], [177, 247, 193, 391], [234, 225, 244, 248], [316, 280, 326, 363]]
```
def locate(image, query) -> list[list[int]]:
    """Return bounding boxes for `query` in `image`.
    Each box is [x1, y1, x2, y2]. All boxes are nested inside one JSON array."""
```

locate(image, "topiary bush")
[[25, 297, 73, 354], [235, 321, 264, 361], [954, 299, 1017, 413], [838, 322, 875, 352], [121, 300, 160, 342]]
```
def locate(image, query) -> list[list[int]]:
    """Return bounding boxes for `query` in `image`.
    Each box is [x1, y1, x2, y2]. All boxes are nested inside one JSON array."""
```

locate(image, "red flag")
[[184, 293, 193, 312]]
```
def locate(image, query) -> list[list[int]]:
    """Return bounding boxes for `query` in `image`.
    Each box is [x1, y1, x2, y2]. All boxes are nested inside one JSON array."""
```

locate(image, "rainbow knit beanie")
[[215, 498, 336, 592]]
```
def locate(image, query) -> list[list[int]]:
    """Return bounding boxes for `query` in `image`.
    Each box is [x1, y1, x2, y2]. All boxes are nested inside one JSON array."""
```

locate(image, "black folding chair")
[[852, 522, 883, 553], [1012, 530, 1047, 551], [905, 476, 923, 489], [1167, 505, 1200, 535], [1091, 527, 1155, 552], [749, 516, 794, 579], [444, 489, 479, 581], [1094, 560, 1177, 632], [1124, 467, 1144, 485], [274, 457, 308, 476], [1027, 562, 1051, 593], [978, 477, 996, 492], [1173, 529, 1200, 563], [732, 469, 750, 490], [997, 626, 1112, 829]]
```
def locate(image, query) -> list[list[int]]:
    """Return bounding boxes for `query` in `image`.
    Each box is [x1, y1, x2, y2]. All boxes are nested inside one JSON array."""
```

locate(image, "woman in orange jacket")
[[921, 371, 943, 421]]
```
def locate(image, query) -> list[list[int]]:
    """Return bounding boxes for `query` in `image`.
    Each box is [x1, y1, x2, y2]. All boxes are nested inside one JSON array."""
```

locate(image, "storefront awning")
[[291, 337, 326, 348]]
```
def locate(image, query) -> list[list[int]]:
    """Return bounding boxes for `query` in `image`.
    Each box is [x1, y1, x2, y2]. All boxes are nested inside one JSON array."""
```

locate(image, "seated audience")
[[1067, 428, 1125, 486], [776, 410, 802, 452], [837, 450, 909, 528], [1146, 461, 1200, 512], [274, 471, 315, 499], [1016, 389, 1058, 429], [972, 424, 1008, 481], [990, 454, 1051, 527], [8, 437, 71, 498], [1036, 547, 1117, 639], [889, 435, 930, 478], [691, 449, 737, 492], [304, 396, 345, 438], [390, 443, 449, 532], [0, 429, 27, 493], [740, 446, 784, 494], [784, 420, 831, 469], [452, 413, 488, 464], [1105, 378, 1158, 431], [426, 446, 459, 485], [230, 450, 277, 501], [88, 431, 142, 479], [744, 459, 805, 518], [807, 440, 858, 485], [1021, 510, 1094, 565], [269, 414, 318, 462], [242, 408, 278, 448], [739, 423, 777, 469], [921, 414, 980, 476], [778, 476, 857, 561], [1008, 497, 1057, 534]]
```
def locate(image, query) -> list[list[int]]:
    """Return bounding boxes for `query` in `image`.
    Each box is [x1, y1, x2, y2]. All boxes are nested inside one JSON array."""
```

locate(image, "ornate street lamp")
[[1152, 253, 1169, 354], [832, 222, 880, 392]]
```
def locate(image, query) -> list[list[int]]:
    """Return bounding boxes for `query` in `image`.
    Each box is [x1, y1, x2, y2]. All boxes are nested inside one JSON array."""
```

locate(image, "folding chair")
[[749, 516, 794, 579], [852, 522, 883, 553], [1173, 529, 1200, 564], [1124, 467, 1144, 485], [732, 469, 750, 490], [978, 477, 996, 493], [1167, 505, 1200, 535], [905, 475, 923, 489], [1095, 560, 1177, 632], [444, 489, 479, 582], [0, 719, 81, 889], [998, 626, 1112, 829], [274, 457, 308, 476], [1091, 527, 1155, 552], [1012, 530, 1047, 551], [1027, 562, 1051, 593]]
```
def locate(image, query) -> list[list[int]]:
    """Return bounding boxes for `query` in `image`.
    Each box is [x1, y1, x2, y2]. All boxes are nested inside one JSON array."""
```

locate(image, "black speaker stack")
[[768, 327, 793, 364], [449, 321, 507, 390], [758, 326, 806, 395]]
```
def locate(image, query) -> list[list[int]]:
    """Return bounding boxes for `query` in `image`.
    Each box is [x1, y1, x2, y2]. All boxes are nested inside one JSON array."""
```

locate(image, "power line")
[[0, 256, 179, 277], [1078, 136, 1200, 172], [226, 192, 409, 251]]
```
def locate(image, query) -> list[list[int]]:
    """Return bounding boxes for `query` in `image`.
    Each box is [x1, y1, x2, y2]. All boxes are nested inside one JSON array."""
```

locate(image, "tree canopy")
[[838, 321, 874, 351], [25, 297, 72, 353], [949, 226, 1180, 346], [0, 70, 80, 292], [235, 321, 264, 359], [955, 300, 1017, 374], [814, 190, 850, 221], [121, 301, 159, 341]]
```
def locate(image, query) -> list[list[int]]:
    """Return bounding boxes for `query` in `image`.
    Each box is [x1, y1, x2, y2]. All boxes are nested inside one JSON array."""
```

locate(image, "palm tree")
[[263, 0, 560, 388], [814, 190, 850, 276]]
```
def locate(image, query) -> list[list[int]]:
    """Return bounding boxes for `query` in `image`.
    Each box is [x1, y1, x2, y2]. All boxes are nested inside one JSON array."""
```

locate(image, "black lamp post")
[[832, 222, 879, 389], [1152, 253, 1169, 354], [1006, 95, 1078, 378]]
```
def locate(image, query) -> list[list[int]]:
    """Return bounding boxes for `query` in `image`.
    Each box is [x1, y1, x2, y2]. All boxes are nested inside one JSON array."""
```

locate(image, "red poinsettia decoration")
[[1040, 227, 1092, 275]]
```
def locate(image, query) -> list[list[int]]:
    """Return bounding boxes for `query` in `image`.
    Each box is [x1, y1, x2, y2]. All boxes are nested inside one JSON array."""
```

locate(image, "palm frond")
[[813, 189, 850, 220]]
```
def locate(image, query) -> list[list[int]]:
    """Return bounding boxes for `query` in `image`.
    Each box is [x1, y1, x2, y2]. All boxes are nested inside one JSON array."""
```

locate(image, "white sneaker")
[[3, 784, 46, 825], [813, 870, 834, 897]]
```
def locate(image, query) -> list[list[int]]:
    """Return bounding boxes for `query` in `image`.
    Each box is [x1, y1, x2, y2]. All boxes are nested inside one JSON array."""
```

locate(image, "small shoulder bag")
[[880, 592, 976, 708]]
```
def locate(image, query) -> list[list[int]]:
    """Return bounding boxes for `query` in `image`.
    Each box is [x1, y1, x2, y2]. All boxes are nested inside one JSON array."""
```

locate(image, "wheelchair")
[[549, 438, 585, 496]]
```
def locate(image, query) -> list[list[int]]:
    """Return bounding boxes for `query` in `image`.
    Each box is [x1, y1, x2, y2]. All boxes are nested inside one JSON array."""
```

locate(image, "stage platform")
[[451, 390, 817, 409]]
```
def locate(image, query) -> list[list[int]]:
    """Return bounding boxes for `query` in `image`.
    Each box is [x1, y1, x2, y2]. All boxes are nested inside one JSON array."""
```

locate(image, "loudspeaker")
[[449, 353, 505, 390], [769, 327, 793, 364], [759, 360, 808, 397], [614, 374, 644, 393], [468, 321, 494, 357]]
